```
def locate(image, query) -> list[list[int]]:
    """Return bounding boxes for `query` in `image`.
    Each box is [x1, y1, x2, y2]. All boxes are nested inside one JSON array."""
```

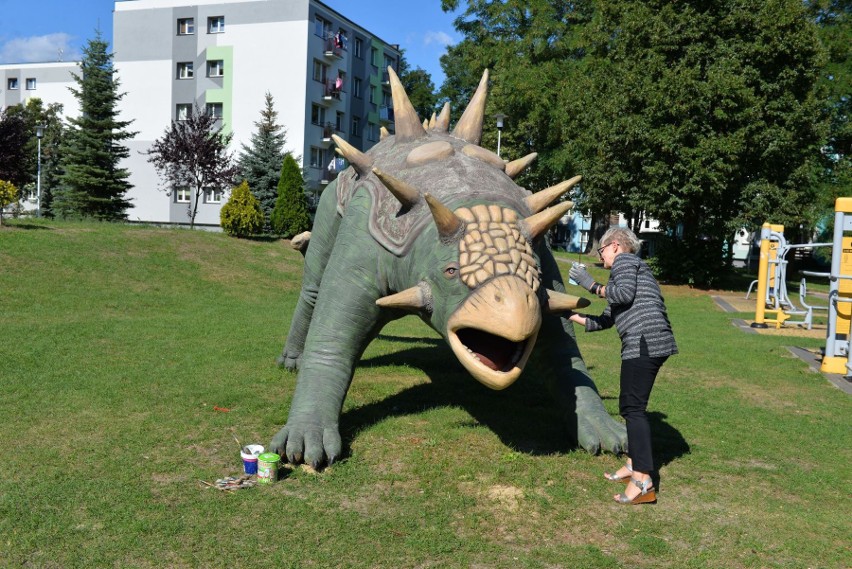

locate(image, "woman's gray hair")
[[600, 226, 642, 254]]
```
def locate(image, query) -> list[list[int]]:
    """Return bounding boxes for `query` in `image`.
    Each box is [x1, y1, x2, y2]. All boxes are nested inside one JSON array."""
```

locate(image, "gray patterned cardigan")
[[584, 253, 678, 360]]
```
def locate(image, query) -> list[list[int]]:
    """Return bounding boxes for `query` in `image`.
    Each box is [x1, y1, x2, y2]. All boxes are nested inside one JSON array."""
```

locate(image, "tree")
[[146, 104, 239, 229], [0, 180, 18, 225], [399, 52, 438, 120], [54, 31, 136, 220], [0, 108, 29, 188], [441, 0, 829, 286], [237, 92, 288, 221], [270, 153, 311, 238], [220, 180, 264, 237]]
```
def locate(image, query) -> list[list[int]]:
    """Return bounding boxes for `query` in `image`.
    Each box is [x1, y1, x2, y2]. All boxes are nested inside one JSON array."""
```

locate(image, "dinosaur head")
[[342, 67, 590, 390]]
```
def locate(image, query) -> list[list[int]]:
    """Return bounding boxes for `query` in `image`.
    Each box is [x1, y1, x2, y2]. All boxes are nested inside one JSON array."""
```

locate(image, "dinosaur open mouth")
[[456, 328, 526, 372]]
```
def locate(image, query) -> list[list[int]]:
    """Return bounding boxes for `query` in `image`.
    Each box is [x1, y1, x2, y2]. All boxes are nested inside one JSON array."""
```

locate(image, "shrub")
[[220, 180, 264, 237], [270, 154, 311, 238], [0, 179, 20, 226]]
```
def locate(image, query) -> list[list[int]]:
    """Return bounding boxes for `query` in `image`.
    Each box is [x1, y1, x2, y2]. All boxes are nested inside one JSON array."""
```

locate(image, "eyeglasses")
[[597, 241, 618, 257]]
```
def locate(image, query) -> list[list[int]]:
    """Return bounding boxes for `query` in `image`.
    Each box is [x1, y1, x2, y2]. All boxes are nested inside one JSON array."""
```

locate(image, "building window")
[[25, 78, 36, 90], [371, 47, 378, 67], [352, 77, 362, 99], [7, 78, 18, 90], [354, 38, 363, 58], [206, 102, 223, 119], [311, 104, 326, 126], [312, 60, 327, 83], [208, 16, 225, 33], [382, 90, 391, 107], [384, 55, 396, 71], [314, 15, 331, 38], [369, 87, 376, 105], [309, 147, 326, 169], [177, 18, 195, 35], [177, 62, 194, 79], [351, 116, 361, 137], [207, 60, 224, 77], [175, 187, 191, 203], [336, 111, 345, 132], [367, 122, 378, 142], [176, 104, 192, 121], [205, 188, 224, 203]]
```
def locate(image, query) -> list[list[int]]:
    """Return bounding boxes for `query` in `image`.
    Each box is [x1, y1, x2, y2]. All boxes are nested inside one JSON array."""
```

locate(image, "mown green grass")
[[1, 220, 849, 568]]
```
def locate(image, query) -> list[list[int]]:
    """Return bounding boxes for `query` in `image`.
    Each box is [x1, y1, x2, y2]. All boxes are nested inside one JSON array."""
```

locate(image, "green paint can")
[[257, 452, 280, 484]]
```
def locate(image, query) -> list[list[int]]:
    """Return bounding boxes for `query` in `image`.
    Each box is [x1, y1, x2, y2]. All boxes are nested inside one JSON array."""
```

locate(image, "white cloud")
[[423, 31, 455, 48], [0, 33, 78, 64]]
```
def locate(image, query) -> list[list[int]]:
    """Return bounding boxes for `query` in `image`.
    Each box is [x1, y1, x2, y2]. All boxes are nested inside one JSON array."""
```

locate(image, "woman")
[[568, 227, 677, 505]]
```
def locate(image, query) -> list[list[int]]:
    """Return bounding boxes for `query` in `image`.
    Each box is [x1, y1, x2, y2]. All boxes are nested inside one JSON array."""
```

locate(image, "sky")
[[0, 0, 463, 87]]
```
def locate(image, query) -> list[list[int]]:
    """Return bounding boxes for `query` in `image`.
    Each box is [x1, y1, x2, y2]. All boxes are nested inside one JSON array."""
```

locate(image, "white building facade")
[[113, 0, 400, 226]]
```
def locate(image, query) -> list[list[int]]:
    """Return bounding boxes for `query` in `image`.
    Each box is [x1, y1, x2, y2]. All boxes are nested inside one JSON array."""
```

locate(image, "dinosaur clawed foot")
[[269, 420, 342, 469]]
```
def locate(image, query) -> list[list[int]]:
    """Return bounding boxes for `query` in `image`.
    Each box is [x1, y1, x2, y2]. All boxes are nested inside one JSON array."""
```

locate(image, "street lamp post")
[[494, 113, 506, 158], [35, 124, 45, 217]]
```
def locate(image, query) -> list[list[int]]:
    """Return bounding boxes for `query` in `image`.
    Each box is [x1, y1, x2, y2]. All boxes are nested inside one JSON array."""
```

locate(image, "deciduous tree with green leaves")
[[54, 31, 136, 221], [146, 104, 239, 229], [237, 92, 288, 221], [270, 153, 311, 238], [0, 180, 19, 225]]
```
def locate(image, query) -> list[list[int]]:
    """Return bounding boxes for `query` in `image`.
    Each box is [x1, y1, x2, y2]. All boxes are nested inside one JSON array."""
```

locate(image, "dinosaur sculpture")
[[270, 67, 627, 468]]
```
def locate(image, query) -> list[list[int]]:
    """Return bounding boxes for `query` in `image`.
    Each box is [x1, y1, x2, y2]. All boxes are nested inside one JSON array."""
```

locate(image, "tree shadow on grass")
[[3, 222, 53, 230]]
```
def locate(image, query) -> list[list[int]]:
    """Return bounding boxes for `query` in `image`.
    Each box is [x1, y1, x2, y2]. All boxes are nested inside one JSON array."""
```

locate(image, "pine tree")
[[55, 31, 136, 220], [270, 154, 311, 238], [237, 92, 287, 222]]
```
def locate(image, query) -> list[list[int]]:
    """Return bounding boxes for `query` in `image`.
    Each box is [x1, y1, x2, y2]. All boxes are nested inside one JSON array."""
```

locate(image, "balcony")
[[321, 122, 334, 142], [321, 168, 338, 185], [379, 106, 394, 124], [322, 79, 343, 102], [323, 33, 346, 58]]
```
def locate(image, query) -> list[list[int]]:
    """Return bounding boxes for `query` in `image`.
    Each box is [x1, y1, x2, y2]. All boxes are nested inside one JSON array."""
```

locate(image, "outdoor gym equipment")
[[820, 197, 852, 377], [748, 223, 830, 329]]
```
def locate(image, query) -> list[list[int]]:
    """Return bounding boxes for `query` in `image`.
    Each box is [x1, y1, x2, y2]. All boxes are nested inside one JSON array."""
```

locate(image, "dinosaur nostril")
[[494, 294, 502, 302]]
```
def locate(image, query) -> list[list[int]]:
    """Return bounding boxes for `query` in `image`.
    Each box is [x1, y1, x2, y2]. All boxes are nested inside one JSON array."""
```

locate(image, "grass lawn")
[[1, 220, 848, 568]]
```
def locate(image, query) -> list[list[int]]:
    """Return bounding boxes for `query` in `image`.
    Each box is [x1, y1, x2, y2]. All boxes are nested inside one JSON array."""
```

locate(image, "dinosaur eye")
[[443, 262, 460, 279]]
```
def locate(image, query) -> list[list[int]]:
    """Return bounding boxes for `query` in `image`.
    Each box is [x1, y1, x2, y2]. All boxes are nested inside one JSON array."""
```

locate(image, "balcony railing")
[[323, 79, 343, 101], [322, 122, 334, 140], [324, 32, 347, 58], [379, 106, 394, 123]]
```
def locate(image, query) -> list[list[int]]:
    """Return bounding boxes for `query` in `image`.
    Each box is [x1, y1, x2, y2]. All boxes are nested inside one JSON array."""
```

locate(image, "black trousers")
[[620, 352, 668, 473]]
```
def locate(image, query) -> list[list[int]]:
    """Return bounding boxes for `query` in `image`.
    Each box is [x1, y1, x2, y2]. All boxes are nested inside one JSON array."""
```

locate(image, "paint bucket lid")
[[258, 452, 280, 464], [241, 444, 264, 460]]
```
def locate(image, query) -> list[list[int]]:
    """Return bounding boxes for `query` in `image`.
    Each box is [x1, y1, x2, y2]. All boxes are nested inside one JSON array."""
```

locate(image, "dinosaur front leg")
[[271, 202, 385, 467], [278, 182, 343, 370]]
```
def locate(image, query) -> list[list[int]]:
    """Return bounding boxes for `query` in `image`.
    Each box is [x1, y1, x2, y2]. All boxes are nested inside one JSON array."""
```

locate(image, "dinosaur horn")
[[380, 126, 390, 140], [422, 118, 429, 129], [428, 112, 437, 130], [543, 289, 591, 313], [424, 192, 463, 242], [388, 66, 427, 143], [525, 176, 582, 213], [376, 282, 433, 312], [372, 167, 420, 209], [522, 201, 573, 240], [451, 69, 489, 144], [332, 134, 372, 177], [434, 102, 451, 132], [505, 152, 538, 179]]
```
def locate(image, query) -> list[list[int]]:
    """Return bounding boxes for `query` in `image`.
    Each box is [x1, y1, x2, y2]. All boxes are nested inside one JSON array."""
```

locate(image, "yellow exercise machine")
[[820, 198, 852, 377]]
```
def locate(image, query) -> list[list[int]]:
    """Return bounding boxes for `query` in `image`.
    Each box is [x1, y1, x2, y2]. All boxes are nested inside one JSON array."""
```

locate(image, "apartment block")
[[113, 0, 401, 226]]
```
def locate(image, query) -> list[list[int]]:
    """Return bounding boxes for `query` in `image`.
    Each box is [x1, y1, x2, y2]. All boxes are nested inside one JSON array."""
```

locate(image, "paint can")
[[257, 452, 280, 484], [240, 444, 264, 475]]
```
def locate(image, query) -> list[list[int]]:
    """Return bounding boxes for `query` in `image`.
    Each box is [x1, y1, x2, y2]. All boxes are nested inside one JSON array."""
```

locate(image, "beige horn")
[[424, 192, 463, 242], [331, 134, 372, 177], [434, 102, 451, 133], [525, 176, 582, 213], [376, 282, 433, 312], [522, 201, 574, 240], [543, 289, 591, 313], [372, 167, 420, 210], [451, 69, 489, 144], [387, 66, 427, 143], [505, 152, 538, 179]]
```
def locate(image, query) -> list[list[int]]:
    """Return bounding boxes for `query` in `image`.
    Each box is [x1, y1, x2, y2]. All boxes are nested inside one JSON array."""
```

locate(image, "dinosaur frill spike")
[[424, 192, 463, 242], [543, 289, 591, 313], [372, 167, 420, 209], [376, 282, 432, 312], [505, 152, 538, 179], [522, 201, 574, 241], [434, 102, 451, 132], [388, 66, 427, 143], [331, 134, 372, 177], [428, 112, 436, 129], [380, 126, 390, 140], [525, 176, 582, 214], [451, 69, 489, 145]]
